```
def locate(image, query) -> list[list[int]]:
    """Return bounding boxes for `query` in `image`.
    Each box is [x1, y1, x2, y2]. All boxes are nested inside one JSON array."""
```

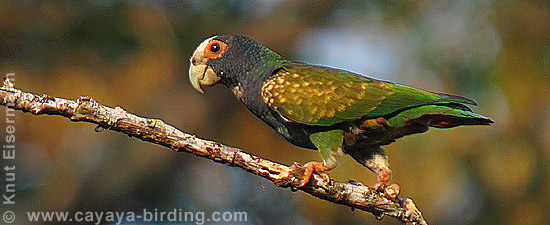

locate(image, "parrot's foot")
[[383, 184, 401, 199], [371, 161, 400, 199], [348, 146, 401, 199], [291, 161, 335, 187], [372, 166, 392, 192]]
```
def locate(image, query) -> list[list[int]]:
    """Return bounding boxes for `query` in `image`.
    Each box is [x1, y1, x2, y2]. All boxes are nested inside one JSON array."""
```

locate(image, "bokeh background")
[[1, 0, 549, 224]]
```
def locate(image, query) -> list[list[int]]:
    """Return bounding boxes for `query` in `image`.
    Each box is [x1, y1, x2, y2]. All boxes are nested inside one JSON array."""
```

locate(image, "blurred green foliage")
[[0, 0, 548, 224]]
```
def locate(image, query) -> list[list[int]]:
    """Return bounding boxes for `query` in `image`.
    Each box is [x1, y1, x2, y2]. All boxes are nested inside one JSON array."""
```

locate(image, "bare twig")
[[0, 77, 426, 224]]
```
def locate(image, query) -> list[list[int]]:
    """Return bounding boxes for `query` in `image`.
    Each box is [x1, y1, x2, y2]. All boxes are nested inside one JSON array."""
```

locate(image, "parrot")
[[188, 35, 493, 197]]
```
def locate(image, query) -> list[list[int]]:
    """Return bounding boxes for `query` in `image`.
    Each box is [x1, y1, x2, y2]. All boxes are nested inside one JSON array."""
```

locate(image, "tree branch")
[[0, 77, 426, 224]]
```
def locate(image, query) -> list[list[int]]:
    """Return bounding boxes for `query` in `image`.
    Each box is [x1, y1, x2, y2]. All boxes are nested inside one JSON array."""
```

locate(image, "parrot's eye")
[[204, 40, 228, 60], [210, 43, 220, 53]]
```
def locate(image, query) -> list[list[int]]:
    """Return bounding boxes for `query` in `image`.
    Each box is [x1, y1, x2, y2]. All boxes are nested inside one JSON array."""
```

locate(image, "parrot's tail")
[[386, 103, 494, 128], [414, 113, 494, 128]]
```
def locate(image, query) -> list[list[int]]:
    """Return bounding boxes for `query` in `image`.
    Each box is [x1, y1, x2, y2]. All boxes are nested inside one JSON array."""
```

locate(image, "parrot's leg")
[[293, 130, 344, 187], [348, 146, 400, 199]]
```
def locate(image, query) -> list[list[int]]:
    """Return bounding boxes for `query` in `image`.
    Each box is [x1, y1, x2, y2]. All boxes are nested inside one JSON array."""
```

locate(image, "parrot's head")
[[189, 35, 285, 93]]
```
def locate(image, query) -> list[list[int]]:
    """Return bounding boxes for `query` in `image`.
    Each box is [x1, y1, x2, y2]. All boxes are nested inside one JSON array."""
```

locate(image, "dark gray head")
[[189, 35, 286, 92]]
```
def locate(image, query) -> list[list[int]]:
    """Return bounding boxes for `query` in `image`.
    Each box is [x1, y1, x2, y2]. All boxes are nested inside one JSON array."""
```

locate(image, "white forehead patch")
[[190, 36, 217, 65]]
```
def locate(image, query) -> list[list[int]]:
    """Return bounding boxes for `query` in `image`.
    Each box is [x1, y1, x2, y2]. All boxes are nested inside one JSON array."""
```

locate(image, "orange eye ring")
[[204, 40, 227, 60]]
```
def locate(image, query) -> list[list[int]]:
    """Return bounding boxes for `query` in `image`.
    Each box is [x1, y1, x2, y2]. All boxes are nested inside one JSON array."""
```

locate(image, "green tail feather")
[[438, 93, 478, 106], [386, 104, 493, 128]]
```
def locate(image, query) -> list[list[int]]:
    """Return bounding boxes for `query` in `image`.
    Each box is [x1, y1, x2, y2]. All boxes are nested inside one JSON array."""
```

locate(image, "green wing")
[[261, 62, 474, 126]]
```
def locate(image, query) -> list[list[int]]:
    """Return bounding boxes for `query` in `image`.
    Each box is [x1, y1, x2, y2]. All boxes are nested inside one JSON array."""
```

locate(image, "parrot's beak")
[[189, 63, 219, 93], [189, 37, 221, 93]]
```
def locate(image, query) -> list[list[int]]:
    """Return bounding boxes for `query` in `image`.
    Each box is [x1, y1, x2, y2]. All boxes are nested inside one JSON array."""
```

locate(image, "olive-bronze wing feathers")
[[261, 63, 447, 126]]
